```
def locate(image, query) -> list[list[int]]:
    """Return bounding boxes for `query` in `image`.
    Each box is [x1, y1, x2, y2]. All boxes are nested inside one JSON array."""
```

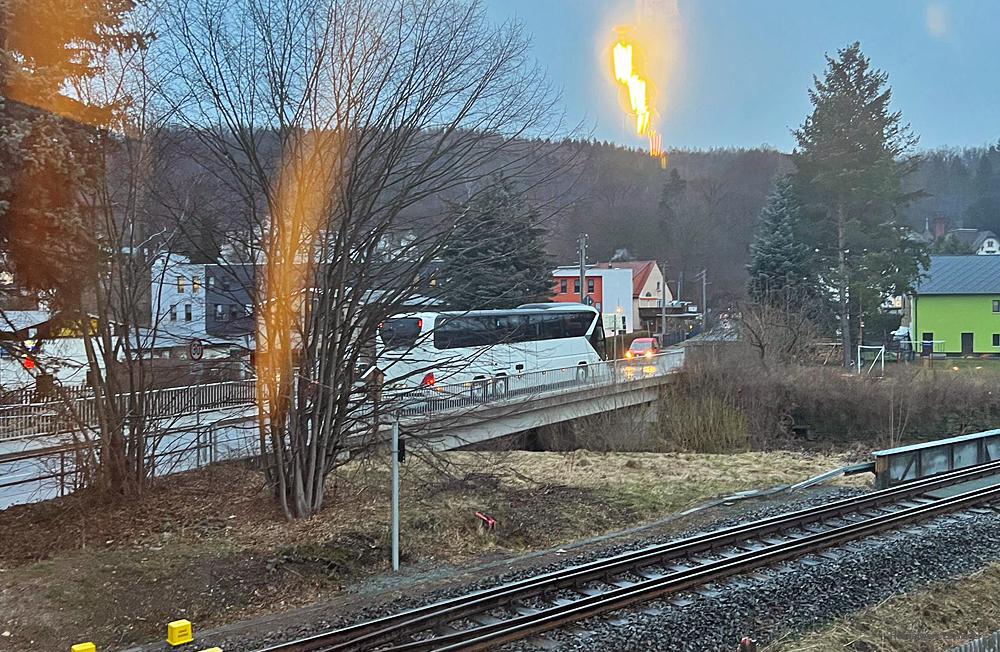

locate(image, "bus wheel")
[[575, 364, 588, 383], [471, 377, 489, 402], [493, 375, 509, 398]]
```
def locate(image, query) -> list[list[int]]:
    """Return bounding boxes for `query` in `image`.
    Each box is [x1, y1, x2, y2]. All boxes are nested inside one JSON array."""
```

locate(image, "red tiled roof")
[[594, 261, 657, 297]]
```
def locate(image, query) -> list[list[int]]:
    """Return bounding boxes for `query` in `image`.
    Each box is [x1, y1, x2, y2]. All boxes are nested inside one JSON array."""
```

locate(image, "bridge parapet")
[[873, 428, 1000, 489]]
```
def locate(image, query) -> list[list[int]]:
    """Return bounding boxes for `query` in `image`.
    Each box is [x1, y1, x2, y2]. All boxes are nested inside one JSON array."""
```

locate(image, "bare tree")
[[160, 0, 566, 517], [737, 287, 821, 369]]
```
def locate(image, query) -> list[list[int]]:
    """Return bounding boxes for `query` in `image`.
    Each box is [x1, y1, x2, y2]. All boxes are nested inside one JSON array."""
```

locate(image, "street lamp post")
[[614, 305, 625, 359]]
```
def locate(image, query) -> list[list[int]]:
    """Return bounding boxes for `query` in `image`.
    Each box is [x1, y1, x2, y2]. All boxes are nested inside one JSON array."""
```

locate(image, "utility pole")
[[391, 419, 400, 571], [677, 270, 684, 303], [577, 233, 588, 303], [701, 269, 707, 327], [694, 269, 709, 329], [659, 261, 667, 343]]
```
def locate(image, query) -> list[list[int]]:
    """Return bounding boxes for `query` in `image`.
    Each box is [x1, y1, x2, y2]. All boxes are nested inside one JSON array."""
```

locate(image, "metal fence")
[[0, 350, 686, 508], [0, 380, 257, 440], [0, 418, 260, 510], [0, 382, 92, 406], [951, 631, 1000, 652], [391, 350, 685, 417], [1, 350, 686, 441]]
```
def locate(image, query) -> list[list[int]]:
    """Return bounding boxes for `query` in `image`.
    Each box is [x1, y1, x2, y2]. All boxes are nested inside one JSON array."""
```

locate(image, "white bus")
[[376, 303, 607, 390]]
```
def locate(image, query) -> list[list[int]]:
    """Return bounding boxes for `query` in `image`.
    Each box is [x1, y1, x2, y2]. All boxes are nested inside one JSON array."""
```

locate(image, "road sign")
[[583, 294, 594, 306], [189, 339, 204, 361]]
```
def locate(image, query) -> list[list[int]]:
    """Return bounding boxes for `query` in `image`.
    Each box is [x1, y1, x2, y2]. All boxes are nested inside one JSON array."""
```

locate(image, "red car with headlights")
[[624, 337, 659, 359]]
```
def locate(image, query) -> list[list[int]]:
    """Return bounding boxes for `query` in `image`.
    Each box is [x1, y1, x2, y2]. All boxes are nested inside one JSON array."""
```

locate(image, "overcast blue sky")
[[483, 0, 1000, 152]]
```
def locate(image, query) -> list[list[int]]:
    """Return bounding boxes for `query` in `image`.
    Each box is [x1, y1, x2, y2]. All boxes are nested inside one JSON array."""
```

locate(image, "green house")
[[910, 255, 1000, 356]]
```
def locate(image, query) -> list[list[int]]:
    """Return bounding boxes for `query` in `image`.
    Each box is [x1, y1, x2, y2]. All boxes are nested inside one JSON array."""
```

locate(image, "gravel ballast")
[[176, 487, 1000, 651], [508, 507, 1000, 651], [199, 488, 865, 650]]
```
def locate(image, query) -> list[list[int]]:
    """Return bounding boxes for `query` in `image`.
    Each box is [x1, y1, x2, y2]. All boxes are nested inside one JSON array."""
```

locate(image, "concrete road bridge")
[[0, 349, 685, 508]]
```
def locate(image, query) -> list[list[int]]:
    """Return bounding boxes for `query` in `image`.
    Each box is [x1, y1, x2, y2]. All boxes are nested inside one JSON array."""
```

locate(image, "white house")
[[150, 255, 256, 345], [551, 266, 634, 333], [594, 261, 672, 331]]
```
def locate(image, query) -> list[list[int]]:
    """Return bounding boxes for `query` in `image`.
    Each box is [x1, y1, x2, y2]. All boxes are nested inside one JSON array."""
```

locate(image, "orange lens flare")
[[610, 34, 662, 158]]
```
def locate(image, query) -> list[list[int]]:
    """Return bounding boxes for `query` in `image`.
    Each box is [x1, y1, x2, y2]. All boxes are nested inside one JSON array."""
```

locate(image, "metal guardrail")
[[0, 350, 685, 440], [873, 428, 1000, 489], [0, 380, 256, 440], [391, 350, 685, 418], [0, 382, 92, 406]]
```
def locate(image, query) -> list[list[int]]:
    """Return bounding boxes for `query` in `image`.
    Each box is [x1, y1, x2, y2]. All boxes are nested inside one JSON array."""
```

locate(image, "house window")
[[560, 279, 568, 293], [177, 276, 185, 293], [169, 305, 177, 322], [994, 300, 1000, 313], [656, 281, 661, 291], [215, 304, 228, 321], [573, 280, 580, 294], [192, 276, 201, 294], [229, 304, 240, 320], [184, 304, 192, 321], [587, 279, 595, 293], [994, 334, 1000, 348], [208, 276, 216, 288]]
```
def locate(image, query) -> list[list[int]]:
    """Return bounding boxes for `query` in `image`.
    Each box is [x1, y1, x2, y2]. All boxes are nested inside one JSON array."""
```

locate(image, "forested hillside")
[[905, 146, 1000, 235], [548, 140, 1000, 305], [133, 132, 999, 307]]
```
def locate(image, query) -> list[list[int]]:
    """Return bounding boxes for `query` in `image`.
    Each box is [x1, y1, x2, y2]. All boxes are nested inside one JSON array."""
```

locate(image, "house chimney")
[[931, 216, 949, 240]]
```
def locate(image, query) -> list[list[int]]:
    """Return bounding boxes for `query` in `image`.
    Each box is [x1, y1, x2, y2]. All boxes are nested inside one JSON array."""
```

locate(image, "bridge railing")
[[0, 349, 685, 440], [0, 380, 257, 441], [391, 349, 684, 418]]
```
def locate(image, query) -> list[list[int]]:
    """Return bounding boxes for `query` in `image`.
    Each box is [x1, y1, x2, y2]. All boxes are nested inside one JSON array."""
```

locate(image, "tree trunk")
[[837, 204, 852, 368]]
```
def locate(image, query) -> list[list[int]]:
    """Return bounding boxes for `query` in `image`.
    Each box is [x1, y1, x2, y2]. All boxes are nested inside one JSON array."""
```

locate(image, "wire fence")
[[0, 419, 260, 510]]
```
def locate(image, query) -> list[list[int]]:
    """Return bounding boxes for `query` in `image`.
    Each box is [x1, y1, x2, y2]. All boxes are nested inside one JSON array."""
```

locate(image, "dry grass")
[[770, 564, 1000, 651], [0, 449, 868, 651], [670, 345, 1000, 450]]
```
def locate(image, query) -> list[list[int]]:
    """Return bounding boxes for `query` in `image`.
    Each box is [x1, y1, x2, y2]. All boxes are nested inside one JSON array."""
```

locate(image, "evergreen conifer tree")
[[793, 42, 928, 366], [437, 176, 552, 310], [0, 0, 148, 307], [746, 178, 814, 302]]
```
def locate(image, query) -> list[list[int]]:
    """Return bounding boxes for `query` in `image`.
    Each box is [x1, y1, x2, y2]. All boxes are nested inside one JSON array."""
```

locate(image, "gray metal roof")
[[916, 255, 1000, 295]]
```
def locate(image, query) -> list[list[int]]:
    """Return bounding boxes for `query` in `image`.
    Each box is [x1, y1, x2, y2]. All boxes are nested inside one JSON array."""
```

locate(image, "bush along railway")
[[252, 458, 1000, 652]]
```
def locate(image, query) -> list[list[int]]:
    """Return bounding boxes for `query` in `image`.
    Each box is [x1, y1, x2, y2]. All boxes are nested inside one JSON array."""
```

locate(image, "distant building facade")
[[151, 256, 256, 344], [551, 266, 634, 333], [910, 255, 1000, 356], [594, 261, 673, 332]]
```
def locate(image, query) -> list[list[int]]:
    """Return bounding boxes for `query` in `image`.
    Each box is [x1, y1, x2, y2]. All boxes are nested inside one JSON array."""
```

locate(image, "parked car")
[[624, 337, 659, 359]]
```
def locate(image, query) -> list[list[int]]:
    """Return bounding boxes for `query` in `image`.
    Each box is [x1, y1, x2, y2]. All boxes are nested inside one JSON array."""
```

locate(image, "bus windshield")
[[378, 318, 422, 350]]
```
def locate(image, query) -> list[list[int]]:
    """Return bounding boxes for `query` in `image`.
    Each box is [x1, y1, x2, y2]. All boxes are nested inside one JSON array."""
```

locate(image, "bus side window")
[[564, 313, 590, 337]]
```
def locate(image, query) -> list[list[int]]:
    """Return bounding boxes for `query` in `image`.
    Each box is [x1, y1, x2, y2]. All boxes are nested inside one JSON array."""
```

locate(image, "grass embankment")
[[771, 564, 1000, 651], [0, 449, 863, 651]]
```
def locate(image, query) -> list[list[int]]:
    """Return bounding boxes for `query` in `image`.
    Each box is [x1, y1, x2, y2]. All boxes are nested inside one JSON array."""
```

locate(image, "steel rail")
[[418, 480, 1000, 652], [255, 460, 1000, 652]]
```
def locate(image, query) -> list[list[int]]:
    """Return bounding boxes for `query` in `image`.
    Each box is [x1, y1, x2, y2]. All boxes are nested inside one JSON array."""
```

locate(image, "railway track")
[[256, 461, 1000, 652]]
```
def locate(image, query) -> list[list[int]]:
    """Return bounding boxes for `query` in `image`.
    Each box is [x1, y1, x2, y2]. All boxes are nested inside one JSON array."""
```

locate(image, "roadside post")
[[391, 418, 401, 571]]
